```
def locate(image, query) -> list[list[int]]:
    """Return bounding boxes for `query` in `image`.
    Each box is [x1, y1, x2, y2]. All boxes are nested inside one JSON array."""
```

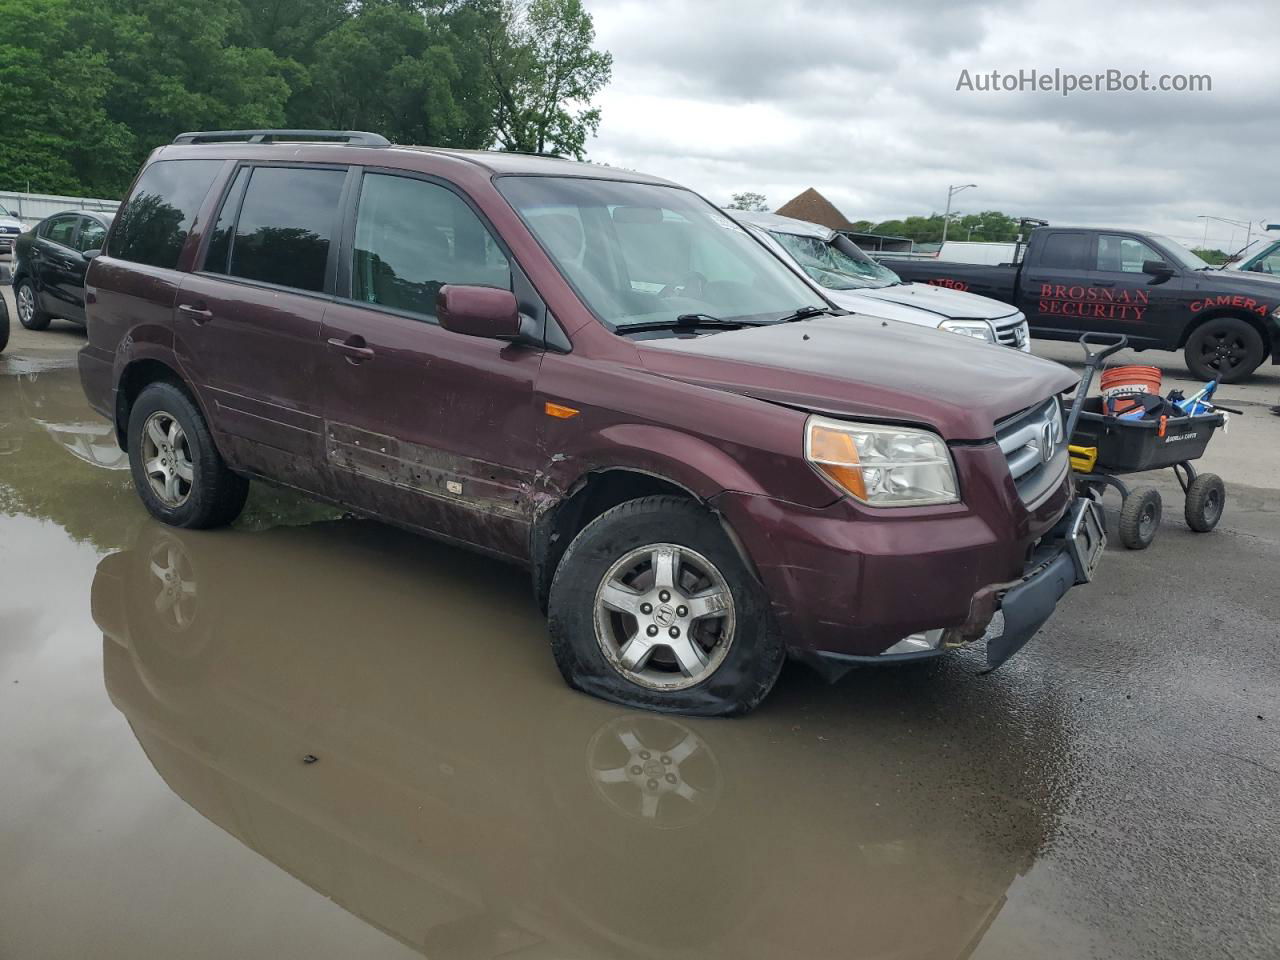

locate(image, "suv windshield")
[[496, 176, 825, 329], [769, 230, 900, 290]]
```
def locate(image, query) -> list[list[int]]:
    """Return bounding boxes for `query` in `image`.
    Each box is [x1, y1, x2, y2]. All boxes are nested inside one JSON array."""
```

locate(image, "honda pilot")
[[78, 129, 1104, 715]]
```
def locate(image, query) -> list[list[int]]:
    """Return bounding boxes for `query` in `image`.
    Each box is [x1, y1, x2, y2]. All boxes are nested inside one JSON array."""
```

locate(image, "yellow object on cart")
[[1069, 444, 1098, 473]]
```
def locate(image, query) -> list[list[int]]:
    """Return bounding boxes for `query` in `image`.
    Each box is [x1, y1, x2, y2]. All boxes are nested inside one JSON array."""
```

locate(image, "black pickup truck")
[[883, 226, 1280, 382]]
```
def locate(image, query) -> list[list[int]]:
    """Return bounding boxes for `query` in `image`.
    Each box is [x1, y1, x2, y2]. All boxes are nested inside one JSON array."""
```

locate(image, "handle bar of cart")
[[1064, 333, 1128, 439]]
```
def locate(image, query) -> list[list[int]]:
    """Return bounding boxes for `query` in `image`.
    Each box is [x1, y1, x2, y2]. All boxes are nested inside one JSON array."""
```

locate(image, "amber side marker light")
[[545, 402, 580, 419]]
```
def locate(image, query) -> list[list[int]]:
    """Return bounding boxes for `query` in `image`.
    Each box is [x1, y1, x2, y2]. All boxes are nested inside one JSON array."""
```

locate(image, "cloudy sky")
[[584, 0, 1279, 252]]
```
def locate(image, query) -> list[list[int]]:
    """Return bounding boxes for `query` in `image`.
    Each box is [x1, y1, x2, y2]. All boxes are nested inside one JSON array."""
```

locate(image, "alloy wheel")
[[141, 411, 194, 507], [593, 543, 735, 691]]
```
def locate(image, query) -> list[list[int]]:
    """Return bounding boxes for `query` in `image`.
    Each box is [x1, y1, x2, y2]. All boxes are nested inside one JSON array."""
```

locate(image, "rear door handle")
[[327, 336, 375, 363], [178, 302, 213, 324]]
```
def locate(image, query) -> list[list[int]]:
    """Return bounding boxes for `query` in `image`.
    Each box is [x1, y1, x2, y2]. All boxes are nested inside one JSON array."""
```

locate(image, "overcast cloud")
[[584, 0, 1279, 251]]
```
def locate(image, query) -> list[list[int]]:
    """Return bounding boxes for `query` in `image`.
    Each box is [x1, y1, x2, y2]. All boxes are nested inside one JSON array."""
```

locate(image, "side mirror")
[[1142, 259, 1174, 277], [82, 249, 102, 261], [437, 285, 520, 340]]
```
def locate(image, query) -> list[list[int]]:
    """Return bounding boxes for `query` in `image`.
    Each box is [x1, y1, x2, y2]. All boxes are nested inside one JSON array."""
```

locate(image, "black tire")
[[127, 381, 248, 529], [1184, 472, 1225, 533], [1118, 485, 1162, 550], [15, 278, 50, 331], [0, 290, 9, 352], [547, 496, 784, 717], [1184, 316, 1265, 383]]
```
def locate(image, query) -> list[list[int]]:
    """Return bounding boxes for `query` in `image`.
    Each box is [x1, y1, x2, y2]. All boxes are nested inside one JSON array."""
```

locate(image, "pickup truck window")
[[352, 173, 511, 319], [1039, 232, 1091, 270], [498, 176, 820, 329], [1096, 235, 1161, 273]]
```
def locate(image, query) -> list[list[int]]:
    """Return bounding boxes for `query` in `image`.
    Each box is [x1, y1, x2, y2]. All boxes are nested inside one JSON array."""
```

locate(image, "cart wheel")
[[1184, 473, 1225, 533], [1118, 486, 1162, 550]]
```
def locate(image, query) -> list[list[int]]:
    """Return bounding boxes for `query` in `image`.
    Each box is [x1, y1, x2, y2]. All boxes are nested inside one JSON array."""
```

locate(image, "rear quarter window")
[[111, 159, 223, 270]]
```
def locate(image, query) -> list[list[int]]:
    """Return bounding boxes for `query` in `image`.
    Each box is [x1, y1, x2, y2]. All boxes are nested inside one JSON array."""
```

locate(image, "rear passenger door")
[[1020, 230, 1092, 339], [34, 214, 83, 319], [175, 163, 349, 478], [318, 170, 544, 560]]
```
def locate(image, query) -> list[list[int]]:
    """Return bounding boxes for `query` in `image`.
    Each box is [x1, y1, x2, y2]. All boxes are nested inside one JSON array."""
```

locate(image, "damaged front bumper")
[[799, 497, 1105, 679]]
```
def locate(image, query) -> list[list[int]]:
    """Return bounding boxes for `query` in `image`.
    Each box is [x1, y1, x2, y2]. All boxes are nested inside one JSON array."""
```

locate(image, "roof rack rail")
[[172, 129, 390, 147]]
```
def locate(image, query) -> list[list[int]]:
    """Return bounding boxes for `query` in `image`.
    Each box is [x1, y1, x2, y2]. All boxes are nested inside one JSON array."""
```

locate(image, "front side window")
[[1252, 249, 1280, 275], [497, 176, 824, 329], [352, 174, 510, 318], [77, 219, 107, 252], [1096, 235, 1161, 274], [112, 159, 222, 269], [770, 231, 897, 290], [44, 216, 78, 247], [226, 166, 346, 293]]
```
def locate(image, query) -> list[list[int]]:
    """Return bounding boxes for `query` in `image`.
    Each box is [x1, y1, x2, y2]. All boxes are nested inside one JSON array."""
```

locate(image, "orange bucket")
[[1100, 365, 1162, 416]]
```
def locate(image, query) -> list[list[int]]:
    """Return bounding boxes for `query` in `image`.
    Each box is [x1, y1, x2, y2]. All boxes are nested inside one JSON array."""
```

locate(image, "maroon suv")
[[78, 129, 1104, 715]]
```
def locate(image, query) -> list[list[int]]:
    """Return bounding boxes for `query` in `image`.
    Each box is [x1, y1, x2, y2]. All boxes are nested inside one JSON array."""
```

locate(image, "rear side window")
[[111, 159, 222, 269], [352, 173, 510, 318], [224, 166, 346, 293], [1038, 232, 1090, 270], [43, 216, 78, 247]]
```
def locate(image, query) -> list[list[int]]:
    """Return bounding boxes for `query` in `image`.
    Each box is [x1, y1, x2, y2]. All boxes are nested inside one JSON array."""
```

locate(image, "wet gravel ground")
[[1, 328, 1277, 959]]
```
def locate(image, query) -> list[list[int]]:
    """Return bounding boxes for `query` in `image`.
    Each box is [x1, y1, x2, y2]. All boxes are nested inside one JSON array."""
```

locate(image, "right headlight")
[[805, 415, 959, 507], [938, 319, 996, 342]]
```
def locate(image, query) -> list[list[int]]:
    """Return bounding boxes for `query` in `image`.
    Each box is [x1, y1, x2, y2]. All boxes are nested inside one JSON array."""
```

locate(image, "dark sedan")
[[13, 210, 113, 331]]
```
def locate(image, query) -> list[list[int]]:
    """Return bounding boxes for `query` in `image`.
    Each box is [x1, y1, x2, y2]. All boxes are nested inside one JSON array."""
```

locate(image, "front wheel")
[[127, 381, 248, 529], [1184, 317, 1264, 383], [547, 496, 784, 716], [0, 290, 9, 352], [1118, 485, 1162, 550], [15, 278, 50, 331], [1184, 472, 1225, 532]]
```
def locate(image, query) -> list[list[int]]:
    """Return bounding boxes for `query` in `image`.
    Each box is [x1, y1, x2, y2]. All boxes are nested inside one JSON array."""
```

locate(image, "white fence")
[[0, 190, 120, 225]]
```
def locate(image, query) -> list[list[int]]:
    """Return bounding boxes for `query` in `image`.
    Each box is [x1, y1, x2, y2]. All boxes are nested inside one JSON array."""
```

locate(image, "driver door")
[[1086, 233, 1184, 348]]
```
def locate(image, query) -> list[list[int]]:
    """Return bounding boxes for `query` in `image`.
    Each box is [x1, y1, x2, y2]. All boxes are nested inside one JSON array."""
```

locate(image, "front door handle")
[[327, 336, 375, 363], [178, 302, 213, 324], [1092, 280, 1116, 288]]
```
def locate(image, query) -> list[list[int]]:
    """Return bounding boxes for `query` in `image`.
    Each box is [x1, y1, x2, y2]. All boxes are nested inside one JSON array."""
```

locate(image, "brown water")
[[4, 365, 1278, 959]]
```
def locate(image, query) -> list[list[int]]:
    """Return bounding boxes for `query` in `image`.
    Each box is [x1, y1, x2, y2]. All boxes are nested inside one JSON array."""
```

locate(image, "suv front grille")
[[995, 314, 1030, 350], [996, 396, 1068, 504]]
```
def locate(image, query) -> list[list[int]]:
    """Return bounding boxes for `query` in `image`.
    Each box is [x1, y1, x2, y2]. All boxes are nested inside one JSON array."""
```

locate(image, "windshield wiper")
[[776, 305, 837, 323], [620, 313, 769, 334]]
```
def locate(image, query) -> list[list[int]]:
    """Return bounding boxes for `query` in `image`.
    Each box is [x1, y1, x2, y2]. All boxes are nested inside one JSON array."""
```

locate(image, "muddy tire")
[[1184, 472, 1225, 532], [127, 381, 248, 529], [1184, 316, 1264, 383], [15, 278, 50, 331], [547, 496, 783, 716], [1118, 485, 1162, 550]]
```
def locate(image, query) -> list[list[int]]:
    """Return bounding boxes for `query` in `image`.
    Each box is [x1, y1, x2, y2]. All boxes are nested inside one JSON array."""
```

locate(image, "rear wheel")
[[15, 278, 49, 331], [0, 290, 9, 352], [127, 381, 248, 529], [547, 496, 783, 716], [1184, 316, 1264, 383], [1118, 485, 1162, 550], [1184, 472, 1225, 532]]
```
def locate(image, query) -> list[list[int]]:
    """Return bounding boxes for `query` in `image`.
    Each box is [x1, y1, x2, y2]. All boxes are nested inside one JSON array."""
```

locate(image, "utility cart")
[[1064, 335, 1227, 550]]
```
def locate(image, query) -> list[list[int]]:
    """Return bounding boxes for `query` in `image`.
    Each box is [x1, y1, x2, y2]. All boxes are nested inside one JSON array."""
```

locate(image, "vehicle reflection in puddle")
[[92, 516, 1071, 959]]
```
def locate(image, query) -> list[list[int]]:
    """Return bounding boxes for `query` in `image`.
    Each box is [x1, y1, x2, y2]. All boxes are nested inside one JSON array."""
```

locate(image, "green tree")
[[726, 191, 768, 212], [476, 0, 613, 157]]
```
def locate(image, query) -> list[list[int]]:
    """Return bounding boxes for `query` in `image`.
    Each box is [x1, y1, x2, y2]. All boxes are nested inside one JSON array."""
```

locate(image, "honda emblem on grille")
[[1039, 421, 1055, 462]]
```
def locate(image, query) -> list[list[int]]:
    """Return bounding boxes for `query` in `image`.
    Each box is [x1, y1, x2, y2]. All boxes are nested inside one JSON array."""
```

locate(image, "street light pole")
[[942, 184, 977, 247], [1198, 214, 1255, 256]]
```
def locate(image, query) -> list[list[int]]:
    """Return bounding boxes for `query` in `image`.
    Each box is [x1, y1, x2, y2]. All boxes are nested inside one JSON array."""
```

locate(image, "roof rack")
[[172, 129, 390, 147]]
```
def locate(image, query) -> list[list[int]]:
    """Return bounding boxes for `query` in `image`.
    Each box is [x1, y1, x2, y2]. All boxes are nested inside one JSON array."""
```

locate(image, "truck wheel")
[[15, 278, 50, 331], [547, 496, 784, 717], [127, 381, 248, 529], [1184, 472, 1225, 532], [1184, 317, 1264, 383], [1118, 486, 1162, 550]]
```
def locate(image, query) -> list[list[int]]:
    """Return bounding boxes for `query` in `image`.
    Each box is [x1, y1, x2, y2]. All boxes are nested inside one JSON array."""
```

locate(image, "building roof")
[[775, 188, 852, 231]]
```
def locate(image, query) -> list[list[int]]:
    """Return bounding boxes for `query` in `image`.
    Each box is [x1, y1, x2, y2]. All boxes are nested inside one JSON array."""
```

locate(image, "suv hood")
[[860, 282, 1019, 321], [638, 316, 1077, 441]]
